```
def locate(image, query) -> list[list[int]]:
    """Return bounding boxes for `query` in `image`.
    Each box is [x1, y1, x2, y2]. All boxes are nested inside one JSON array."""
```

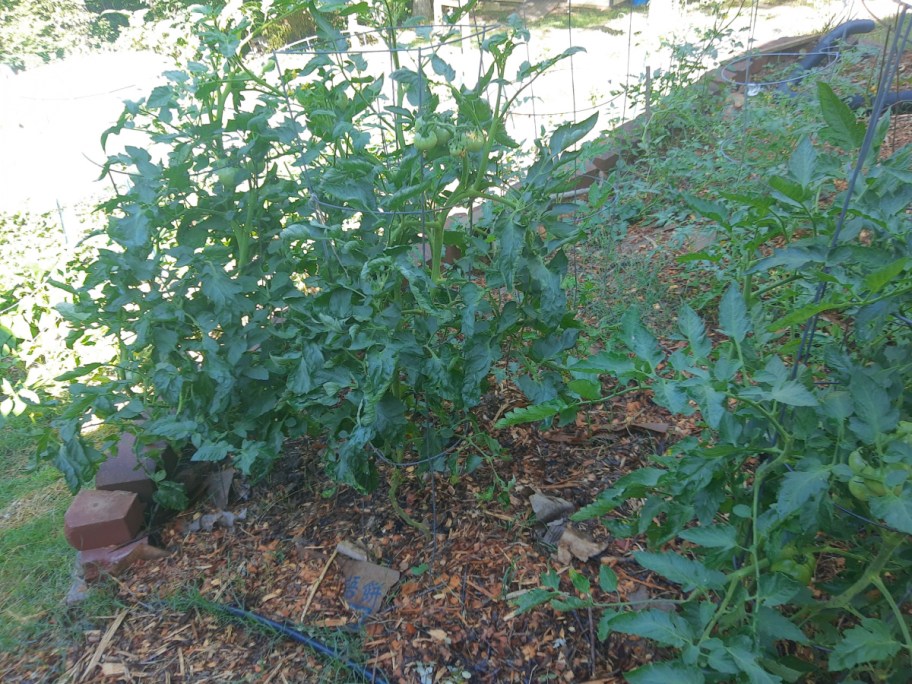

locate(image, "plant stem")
[[871, 575, 912, 660]]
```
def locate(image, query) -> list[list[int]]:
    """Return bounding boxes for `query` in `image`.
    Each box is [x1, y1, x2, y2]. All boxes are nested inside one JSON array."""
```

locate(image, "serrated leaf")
[[679, 524, 738, 551], [569, 568, 591, 595], [769, 381, 818, 407], [849, 372, 899, 444], [829, 619, 901, 671], [864, 257, 909, 294], [626, 662, 705, 684], [818, 81, 865, 150], [494, 400, 564, 428], [610, 610, 695, 648], [757, 607, 809, 644], [788, 136, 817, 188], [55, 363, 105, 382], [678, 304, 712, 359], [633, 551, 727, 591], [146, 417, 198, 440], [192, 442, 231, 462], [652, 379, 694, 415], [621, 308, 663, 369], [599, 565, 618, 592], [775, 464, 830, 518], [768, 300, 845, 330], [597, 609, 620, 641], [567, 378, 601, 400], [684, 193, 730, 226], [511, 588, 554, 614], [572, 495, 619, 520], [718, 285, 749, 343], [549, 113, 598, 155], [429, 54, 455, 81], [726, 639, 783, 684], [869, 491, 912, 534], [567, 352, 636, 376]]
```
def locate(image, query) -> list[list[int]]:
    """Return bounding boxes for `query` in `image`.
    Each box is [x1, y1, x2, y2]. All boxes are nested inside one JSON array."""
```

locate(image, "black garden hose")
[[220, 604, 391, 684], [775, 19, 876, 95], [847, 90, 912, 113]]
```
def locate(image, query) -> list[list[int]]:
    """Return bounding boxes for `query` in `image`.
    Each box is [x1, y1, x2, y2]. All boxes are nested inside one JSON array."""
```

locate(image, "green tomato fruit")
[[214, 167, 239, 187], [859, 474, 888, 497], [448, 135, 467, 158], [414, 130, 438, 152], [465, 130, 485, 152], [848, 475, 872, 502], [434, 126, 452, 146], [848, 449, 867, 475]]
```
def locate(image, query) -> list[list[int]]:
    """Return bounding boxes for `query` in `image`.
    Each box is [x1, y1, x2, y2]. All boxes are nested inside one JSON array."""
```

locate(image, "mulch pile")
[[3, 389, 695, 683]]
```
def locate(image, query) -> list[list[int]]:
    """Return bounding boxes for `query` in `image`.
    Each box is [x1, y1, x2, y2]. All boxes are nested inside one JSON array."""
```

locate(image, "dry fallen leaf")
[[556, 526, 608, 564], [427, 629, 450, 644]]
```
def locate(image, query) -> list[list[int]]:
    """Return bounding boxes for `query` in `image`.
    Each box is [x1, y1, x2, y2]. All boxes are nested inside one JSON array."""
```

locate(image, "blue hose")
[[221, 604, 391, 684]]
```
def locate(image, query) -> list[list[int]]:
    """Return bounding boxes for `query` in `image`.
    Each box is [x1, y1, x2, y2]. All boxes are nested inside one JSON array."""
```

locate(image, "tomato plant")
[[43, 1, 594, 506], [504, 84, 912, 680]]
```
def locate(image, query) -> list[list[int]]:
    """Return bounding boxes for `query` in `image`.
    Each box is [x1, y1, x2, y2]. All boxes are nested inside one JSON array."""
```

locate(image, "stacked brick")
[[63, 433, 164, 581]]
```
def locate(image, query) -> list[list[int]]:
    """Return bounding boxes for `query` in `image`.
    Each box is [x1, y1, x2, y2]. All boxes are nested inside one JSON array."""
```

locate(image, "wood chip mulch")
[[2, 392, 696, 684]]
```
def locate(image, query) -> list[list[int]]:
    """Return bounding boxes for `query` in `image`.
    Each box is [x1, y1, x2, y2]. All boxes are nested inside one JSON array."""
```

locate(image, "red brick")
[[64, 490, 145, 551], [95, 433, 157, 502]]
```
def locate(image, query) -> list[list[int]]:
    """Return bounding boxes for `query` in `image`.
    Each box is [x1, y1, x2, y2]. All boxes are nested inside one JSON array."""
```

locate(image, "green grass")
[[0, 411, 74, 652]]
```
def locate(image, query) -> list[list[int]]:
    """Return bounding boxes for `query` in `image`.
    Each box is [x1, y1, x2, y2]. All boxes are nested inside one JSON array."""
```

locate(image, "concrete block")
[[64, 489, 145, 551]]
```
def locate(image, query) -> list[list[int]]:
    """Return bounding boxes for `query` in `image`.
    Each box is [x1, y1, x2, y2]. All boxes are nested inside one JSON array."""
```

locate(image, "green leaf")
[[652, 379, 694, 415], [633, 551, 727, 591], [511, 588, 554, 614], [869, 491, 912, 534], [200, 263, 241, 308], [610, 610, 695, 648], [626, 662, 705, 684], [599, 565, 618, 593], [829, 619, 901, 671], [567, 378, 601, 400], [569, 568, 591, 595], [621, 308, 663, 370], [769, 380, 818, 407], [678, 304, 712, 359], [549, 113, 598, 155], [849, 372, 899, 444], [775, 464, 830, 518], [567, 352, 636, 376], [768, 300, 845, 330], [818, 81, 865, 150], [192, 442, 231, 462], [684, 193, 730, 226], [864, 257, 909, 294], [757, 607, 808, 644], [494, 400, 564, 428], [147, 417, 198, 440], [788, 136, 817, 188], [718, 284, 749, 343], [679, 524, 738, 551], [55, 363, 104, 382], [429, 54, 455, 81], [725, 639, 783, 684]]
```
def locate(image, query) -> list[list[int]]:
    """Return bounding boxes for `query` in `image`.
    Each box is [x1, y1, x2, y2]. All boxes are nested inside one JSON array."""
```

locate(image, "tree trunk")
[[413, 0, 434, 23]]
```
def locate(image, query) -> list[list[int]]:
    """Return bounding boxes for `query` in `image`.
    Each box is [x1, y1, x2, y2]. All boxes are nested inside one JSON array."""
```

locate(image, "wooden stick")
[[81, 608, 127, 682], [300, 548, 338, 621]]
